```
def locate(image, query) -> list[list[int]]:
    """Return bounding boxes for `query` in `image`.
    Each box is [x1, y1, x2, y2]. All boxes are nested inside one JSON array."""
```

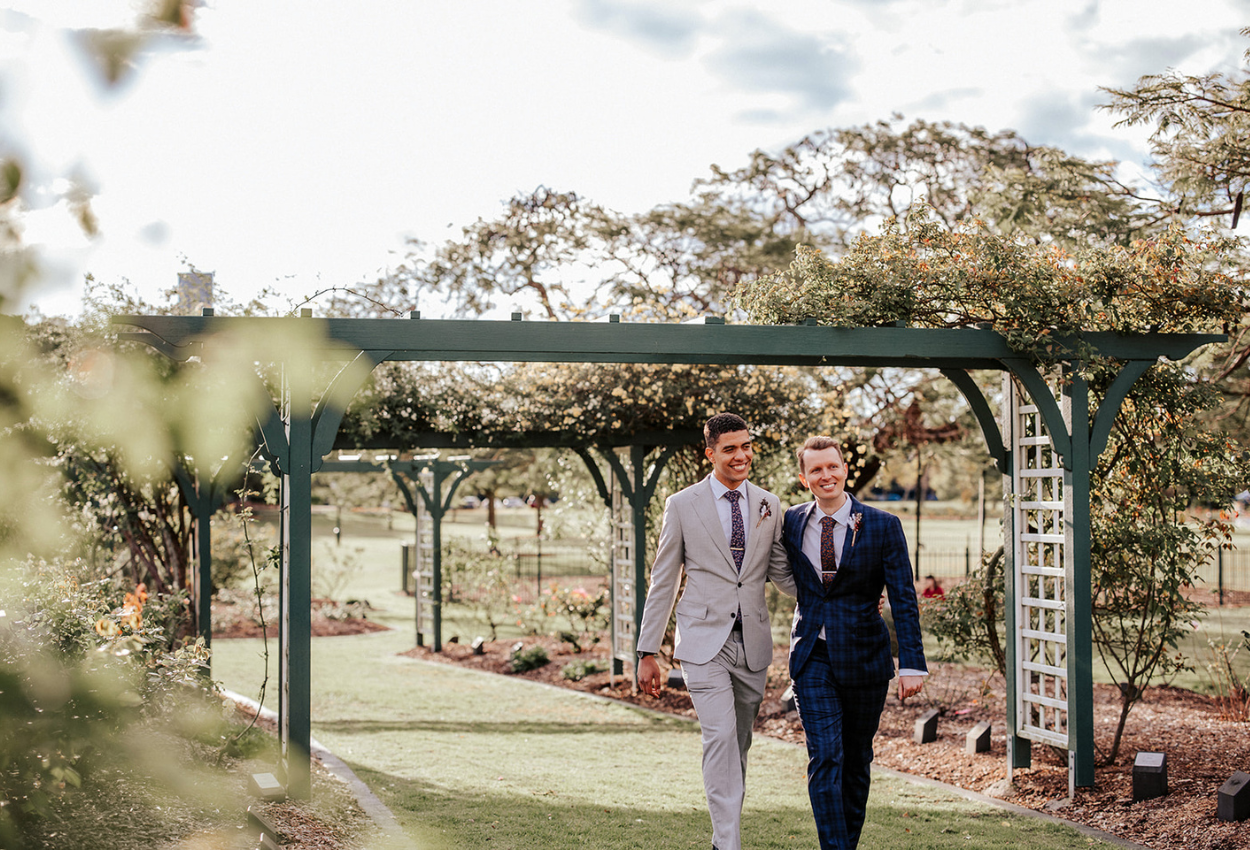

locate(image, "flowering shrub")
[[531, 582, 609, 653], [1, 559, 209, 838]]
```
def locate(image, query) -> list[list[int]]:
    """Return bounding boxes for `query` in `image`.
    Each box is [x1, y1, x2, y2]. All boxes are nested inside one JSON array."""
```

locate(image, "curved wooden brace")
[[116, 331, 200, 361], [171, 461, 197, 508], [939, 368, 1008, 474], [573, 447, 614, 511], [439, 464, 478, 514], [596, 447, 635, 503], [1089, 360, 1153, 463], [637, 444, 682, 505], [1002, 359, 1073, 469], [310, 350, 391, 471], [389, 468, 433, 517], [256, 404, 288, 474]]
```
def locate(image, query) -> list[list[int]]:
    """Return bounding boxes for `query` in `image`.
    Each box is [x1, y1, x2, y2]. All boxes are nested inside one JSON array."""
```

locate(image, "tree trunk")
[[1105, 683, 1141, 765]]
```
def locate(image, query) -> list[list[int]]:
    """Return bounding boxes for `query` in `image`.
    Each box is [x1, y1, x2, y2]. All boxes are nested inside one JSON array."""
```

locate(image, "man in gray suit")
[[636, 412, 796, 850]]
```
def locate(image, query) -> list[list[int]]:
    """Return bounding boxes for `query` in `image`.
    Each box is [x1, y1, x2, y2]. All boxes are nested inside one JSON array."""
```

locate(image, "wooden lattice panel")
[[1012, 390, 1070, 749], [610, 450, 636, 663]]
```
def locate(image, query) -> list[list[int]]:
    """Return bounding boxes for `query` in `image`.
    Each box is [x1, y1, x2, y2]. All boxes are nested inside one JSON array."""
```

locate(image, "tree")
[[695, 116, 1154, 253], [1102, 31, 1250, 437], [1102, 29, 1250, 228]]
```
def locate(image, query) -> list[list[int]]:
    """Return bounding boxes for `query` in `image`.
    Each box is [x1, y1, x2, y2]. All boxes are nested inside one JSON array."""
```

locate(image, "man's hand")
[[898, 674, 924, 703], [637, 654, 664, 698]]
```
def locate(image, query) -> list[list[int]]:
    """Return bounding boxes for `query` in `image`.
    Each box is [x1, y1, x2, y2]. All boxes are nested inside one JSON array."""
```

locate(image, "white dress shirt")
[[708, 475, 749, 548]]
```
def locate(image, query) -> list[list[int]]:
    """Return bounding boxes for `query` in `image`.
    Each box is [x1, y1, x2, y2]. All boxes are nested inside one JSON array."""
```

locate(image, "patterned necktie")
[[725, 490, 745, 572], [820, 515, 837, 587]]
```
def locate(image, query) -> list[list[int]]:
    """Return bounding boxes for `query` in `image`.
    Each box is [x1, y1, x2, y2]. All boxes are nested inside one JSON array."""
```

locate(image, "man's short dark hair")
[[704, 413, 750, 449], [795, 435, 844, 474]]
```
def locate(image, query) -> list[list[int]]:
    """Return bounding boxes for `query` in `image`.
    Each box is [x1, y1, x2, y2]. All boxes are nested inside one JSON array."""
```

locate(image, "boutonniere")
[[850, 512, 863, 547], [756, 498, 772, 528]]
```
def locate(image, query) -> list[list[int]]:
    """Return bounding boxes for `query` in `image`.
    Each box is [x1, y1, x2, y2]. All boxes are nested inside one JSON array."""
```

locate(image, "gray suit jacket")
[[636, 475, 796, 672]]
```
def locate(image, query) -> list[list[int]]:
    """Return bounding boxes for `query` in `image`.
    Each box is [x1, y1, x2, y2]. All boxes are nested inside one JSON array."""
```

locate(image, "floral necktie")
[[820, 515, 837, 587], [725, 490, 745, 572]]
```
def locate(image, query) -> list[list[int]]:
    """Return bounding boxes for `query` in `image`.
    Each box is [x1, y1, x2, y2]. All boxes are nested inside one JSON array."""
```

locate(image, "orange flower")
[[95, 618, 121, 638]]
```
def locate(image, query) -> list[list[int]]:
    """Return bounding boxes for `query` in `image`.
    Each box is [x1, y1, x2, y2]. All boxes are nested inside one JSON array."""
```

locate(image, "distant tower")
[[177, 271, 214, 314]]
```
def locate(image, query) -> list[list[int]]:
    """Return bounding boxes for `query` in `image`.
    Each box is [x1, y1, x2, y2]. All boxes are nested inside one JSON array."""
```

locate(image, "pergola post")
[[1063, 363, 1095, 792], [278, 357, 314, 800]]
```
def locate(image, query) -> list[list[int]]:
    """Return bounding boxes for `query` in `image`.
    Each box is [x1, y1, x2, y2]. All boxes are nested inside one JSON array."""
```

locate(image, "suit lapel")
[[834, 496, 866, 588], [694, 477, 735, 569], [789, 502, 824, 595], [741, 482, 765, 571]]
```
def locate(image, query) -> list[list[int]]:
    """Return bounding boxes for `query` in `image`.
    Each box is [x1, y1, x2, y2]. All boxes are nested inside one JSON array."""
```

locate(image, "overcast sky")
[[6, 0, 1248, 317]]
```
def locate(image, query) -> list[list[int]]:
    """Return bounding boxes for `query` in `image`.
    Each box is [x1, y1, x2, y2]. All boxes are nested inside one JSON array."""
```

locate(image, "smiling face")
[[706, 429, 753, 489], [798, 445, 849, 514]]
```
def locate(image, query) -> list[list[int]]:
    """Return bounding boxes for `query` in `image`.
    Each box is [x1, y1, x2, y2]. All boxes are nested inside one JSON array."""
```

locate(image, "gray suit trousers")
[[682, 629, 768, 850]]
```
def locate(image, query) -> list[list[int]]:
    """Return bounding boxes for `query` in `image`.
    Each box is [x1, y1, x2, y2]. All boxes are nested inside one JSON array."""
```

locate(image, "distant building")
[[177, 271, 214, 313]]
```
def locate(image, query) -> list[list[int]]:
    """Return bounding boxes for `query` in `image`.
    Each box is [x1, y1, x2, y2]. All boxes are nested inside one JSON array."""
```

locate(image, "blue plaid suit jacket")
[[782, 497, 927, 686]]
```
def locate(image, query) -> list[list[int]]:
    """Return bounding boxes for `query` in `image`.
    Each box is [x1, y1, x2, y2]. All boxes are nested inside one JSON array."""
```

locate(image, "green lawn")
[[212, 513, 1132, 850], [211, 629, 1121, 850]]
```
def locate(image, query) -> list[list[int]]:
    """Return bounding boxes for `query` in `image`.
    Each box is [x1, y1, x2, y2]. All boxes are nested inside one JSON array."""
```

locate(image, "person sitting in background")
[[922, 574, 944, 599]]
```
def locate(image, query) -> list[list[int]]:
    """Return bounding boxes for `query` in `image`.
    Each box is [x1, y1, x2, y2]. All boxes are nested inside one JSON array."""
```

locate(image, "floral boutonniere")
[[849, 512, 864, 547], [756, 498, 772, 528]]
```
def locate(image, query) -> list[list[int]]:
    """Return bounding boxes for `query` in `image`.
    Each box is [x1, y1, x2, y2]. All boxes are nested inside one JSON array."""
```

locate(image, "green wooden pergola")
[[114, 311, 1222, 801]]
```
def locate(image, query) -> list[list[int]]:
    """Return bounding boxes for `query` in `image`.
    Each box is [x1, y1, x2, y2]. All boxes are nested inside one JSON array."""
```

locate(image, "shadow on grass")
[[349, 763, 811, 850], [345, 763, 1125, 850], [312, 717, 688, 737]]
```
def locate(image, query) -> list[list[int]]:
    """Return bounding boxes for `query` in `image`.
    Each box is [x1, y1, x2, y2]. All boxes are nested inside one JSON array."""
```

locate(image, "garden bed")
[[211, 591, 390, 640]]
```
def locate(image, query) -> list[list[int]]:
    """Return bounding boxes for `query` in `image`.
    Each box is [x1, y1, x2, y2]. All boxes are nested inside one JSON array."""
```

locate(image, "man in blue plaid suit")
[[782, 436, 927, 850]]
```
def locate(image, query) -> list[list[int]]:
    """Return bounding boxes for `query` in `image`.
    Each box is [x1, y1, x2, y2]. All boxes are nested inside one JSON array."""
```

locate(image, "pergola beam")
[[115, 315, 1218, 367]]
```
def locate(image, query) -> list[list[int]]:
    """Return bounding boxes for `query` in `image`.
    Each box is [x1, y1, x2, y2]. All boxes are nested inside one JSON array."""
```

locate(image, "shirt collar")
[[709, 475, 748, 501], [815, 496, 854, 525]]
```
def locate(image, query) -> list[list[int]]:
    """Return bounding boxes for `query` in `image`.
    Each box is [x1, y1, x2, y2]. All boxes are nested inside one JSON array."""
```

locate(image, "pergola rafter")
[[115, 310, 1223, 800]]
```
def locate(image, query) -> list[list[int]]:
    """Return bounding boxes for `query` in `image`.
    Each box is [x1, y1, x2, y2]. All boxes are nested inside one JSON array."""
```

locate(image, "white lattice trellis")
[[1010, 379, 1070, 749], [413, 469, 435, 639], [610, 449, 636, 666]]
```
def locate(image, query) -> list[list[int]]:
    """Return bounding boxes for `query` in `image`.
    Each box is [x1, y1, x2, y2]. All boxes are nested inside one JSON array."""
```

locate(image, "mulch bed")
[[404, 632, 1250, 850], [211, 596, 390, 640]]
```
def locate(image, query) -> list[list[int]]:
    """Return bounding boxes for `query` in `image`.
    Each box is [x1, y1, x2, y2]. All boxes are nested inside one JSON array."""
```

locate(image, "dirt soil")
[[405, 632, 1250, 850], [211, 596, 390, 640]]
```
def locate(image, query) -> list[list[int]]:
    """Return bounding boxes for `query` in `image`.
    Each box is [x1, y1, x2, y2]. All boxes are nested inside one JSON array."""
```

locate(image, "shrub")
[[442, 535, 519, 641], [210, 508, 276, 594], [312, 543, 366, 601], [1202, 629, 1250, 721], [530, 582, 609, 652], [561, 658, 603, 681], [507, 643, 549, 673], [0, 558, 210, 843]]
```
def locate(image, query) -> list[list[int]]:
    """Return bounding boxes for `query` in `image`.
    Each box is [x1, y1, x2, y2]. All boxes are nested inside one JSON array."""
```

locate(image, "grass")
[[210, 629, 1122, 850]]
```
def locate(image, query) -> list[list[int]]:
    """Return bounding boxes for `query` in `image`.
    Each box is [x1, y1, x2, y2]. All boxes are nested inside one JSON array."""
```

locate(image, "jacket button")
[[737, 582, 743, 587]]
